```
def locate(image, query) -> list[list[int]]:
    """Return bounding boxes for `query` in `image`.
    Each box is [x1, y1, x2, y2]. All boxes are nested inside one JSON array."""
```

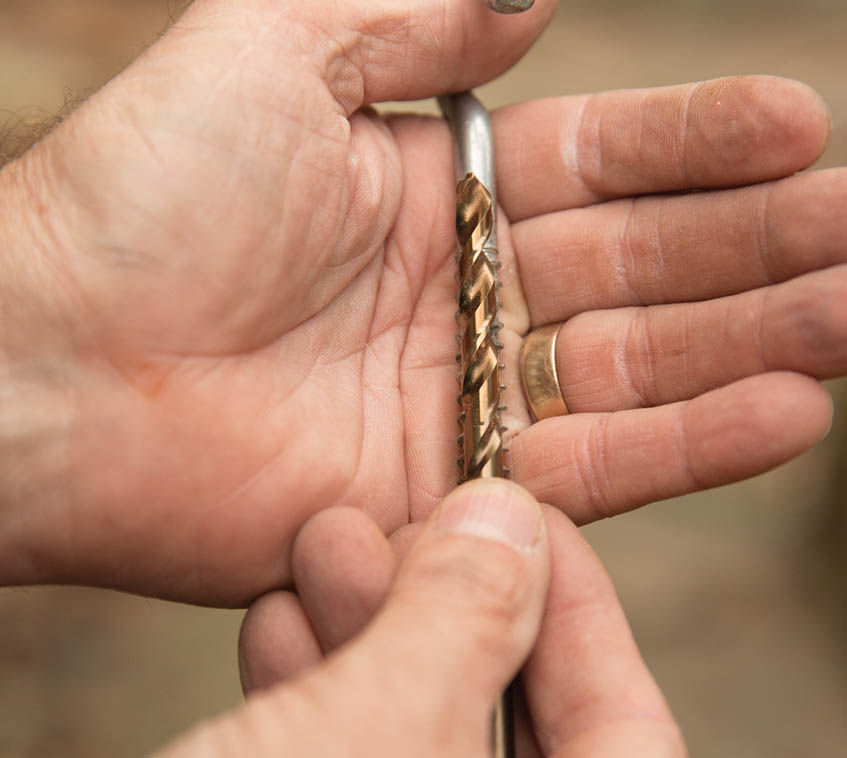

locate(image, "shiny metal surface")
[[492, 689, 515, 758], [440, 90, 515, 758], [437, 93, 499, 256], [455, 172, 504, 480], [440, 90, 505, 483], [520, 324, 569, 421]]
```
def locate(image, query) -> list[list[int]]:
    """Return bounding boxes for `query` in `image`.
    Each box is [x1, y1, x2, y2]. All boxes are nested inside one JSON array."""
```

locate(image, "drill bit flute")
[[439, 91, 514, 758], [440, 93, 506, 483]]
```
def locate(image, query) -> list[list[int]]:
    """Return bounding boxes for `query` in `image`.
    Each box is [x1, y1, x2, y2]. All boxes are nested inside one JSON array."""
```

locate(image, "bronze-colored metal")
[[491, 686, 515, 758], [443, 91, 514, 758], [520, 324, 569, 421], [456, 173, 505, 481], [484, 0, 536, 12]]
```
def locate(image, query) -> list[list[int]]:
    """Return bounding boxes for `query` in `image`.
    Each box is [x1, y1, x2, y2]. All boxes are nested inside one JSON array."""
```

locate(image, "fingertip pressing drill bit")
[[440, 91, 514, 758]]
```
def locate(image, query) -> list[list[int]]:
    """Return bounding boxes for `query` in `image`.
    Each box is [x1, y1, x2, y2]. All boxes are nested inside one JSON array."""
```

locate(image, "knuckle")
[[574, 416, 616, 520], [765, 266, 847, 372], [622, 308, 655, 408]]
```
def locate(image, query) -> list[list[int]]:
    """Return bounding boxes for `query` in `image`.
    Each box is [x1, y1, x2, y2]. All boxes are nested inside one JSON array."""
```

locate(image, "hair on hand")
[[0, 88, 88, 169]]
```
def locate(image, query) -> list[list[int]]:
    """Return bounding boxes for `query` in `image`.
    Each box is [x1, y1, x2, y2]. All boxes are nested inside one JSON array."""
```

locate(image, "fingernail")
[[819, 410, 834, 441], [485, 0, 535, 13], [817, 389, 835, 441], [435, 480, 542, 550]]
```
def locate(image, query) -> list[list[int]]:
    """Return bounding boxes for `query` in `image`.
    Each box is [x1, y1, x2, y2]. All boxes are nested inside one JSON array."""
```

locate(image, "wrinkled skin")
[[166, 483, 688, 758]]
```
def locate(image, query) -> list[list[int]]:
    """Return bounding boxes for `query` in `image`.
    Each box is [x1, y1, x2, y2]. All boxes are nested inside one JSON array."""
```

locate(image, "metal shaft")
[[456, 172, 505, 480], [440, 91, 514, 758]]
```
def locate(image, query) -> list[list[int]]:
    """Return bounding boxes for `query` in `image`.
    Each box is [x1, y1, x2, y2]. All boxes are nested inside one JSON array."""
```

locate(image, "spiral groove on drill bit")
[[442, 90, 515, 758], [455, 172, 505, 483]]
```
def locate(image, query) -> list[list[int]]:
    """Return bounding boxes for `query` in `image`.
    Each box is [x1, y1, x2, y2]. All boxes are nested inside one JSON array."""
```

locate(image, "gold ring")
[[519, 324, 569, 421]]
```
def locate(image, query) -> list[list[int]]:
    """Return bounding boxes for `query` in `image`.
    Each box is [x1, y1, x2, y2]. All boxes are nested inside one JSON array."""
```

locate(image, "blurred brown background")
[[1, 1, 845, 756]]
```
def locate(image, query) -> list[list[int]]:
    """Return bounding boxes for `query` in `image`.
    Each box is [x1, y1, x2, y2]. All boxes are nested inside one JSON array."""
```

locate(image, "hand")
[[1, 0, 843, 604], [161, 480, 685, 757]]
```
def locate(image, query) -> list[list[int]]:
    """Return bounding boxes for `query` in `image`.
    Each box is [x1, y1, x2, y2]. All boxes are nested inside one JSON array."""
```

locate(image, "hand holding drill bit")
[[4, 0, 845, 756]]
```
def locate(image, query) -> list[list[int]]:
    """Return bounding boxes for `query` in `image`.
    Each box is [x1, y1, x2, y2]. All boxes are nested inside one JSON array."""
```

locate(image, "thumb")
[[153, 480, 549, 758], [351, 479, 550, 728]]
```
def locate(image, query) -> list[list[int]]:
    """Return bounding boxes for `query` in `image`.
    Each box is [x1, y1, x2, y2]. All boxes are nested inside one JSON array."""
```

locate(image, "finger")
[[337, 0, 557, 107], [239, 509, 396, 692], [551, 265, 847, 413], [495, 76, 831, 220], [292, 507, 396, 652], [510, 372, 833, 525], [160, 482, 549, 757], [525, 506, 685, 757], [387, 521, 426, 562], [238, 591, 323, 694], [350, 479, 549, 728], [514, 169, 847, 325], [388, 521, 542, 758], [187, 0, 557, 112]]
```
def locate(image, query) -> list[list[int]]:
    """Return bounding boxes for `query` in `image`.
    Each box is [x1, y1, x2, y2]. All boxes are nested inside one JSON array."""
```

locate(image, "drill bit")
[[440, 91, 514, 758], [455, 173, 504, 481]]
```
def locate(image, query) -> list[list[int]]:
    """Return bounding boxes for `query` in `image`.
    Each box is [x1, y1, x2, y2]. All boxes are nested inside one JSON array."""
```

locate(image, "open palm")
[[4, 0, 843, 606]]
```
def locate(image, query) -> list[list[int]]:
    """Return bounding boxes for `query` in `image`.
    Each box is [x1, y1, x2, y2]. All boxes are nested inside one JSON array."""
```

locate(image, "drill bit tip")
[[456, 173, 493, 249]]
